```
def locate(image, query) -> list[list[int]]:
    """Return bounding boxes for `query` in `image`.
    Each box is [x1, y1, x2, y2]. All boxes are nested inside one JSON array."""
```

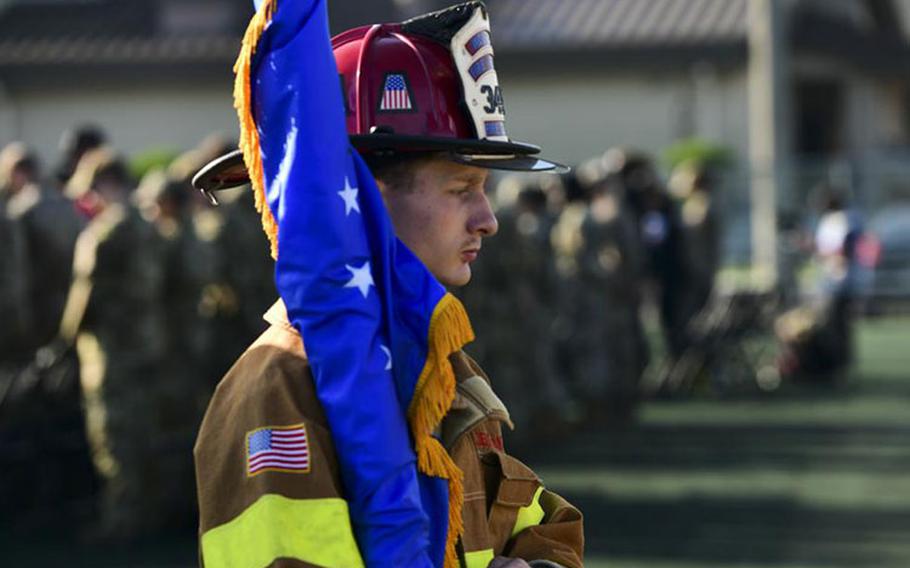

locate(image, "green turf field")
[[531, 316, 910, 568]]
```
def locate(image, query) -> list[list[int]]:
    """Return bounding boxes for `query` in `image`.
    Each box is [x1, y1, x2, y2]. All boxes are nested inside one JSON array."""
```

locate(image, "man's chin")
[[439, 264, 472, 288]]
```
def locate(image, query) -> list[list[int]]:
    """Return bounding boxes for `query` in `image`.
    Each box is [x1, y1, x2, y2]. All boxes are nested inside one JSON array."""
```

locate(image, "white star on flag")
[[337, 176, 360, 216], [344, 261, 374, 298], [380, 345, 393, 371]]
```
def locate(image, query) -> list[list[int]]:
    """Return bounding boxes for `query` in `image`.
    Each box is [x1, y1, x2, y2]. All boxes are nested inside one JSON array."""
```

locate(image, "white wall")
[[2, 69, 752, 175], [499, 69, 749, 168], [0, 82, 238, 168]]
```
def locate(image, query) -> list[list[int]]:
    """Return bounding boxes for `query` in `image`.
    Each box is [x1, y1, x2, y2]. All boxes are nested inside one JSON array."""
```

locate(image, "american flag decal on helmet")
[[246, 424, 310, 476], [379, 73, 414, 112]]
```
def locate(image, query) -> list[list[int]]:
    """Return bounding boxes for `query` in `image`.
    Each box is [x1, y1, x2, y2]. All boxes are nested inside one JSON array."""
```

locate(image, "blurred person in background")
[[0, 202, 29, 358], [55, 124, 107, 188], [550, 160, 594, 407], [205, 187, 276, 383], [776, 185, 864, 384], [459, 174, 573, 440], [579, 169, 648, 425], [0, 144, 36, 358], [610, 149, 689, 359], [60, 148, 167, 539], [553, 158, 647, 426], [1, 142, 84, 352], [0, 142, 92, 514], [668, 159, 722, 343], [812, 185, 864, 376], [171, 134, 276, 384], [0, 161, 35, 517], [132, 167, 221, 529]]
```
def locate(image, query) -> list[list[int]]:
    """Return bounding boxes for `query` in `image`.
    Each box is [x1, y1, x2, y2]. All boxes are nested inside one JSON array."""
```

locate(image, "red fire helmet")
[[194, 1, 566, 195]]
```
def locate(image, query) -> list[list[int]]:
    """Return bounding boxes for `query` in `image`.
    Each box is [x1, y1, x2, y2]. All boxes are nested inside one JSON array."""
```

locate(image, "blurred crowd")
[[2, 124, 863, 542], [459, 148, 723, 440], [0, 126, 276, 539]]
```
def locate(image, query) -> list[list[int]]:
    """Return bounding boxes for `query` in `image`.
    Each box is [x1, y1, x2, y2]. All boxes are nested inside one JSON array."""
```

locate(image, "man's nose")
[[469, 193, 498, 237]]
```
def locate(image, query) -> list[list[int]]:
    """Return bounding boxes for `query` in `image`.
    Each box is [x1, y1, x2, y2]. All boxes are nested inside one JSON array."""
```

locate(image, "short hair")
[[362, 152, 444, 192], [65, 147, 131, 198], [59, 124, 106, 160], [0, 142, 39, 186], [12, 154, 38, 179]]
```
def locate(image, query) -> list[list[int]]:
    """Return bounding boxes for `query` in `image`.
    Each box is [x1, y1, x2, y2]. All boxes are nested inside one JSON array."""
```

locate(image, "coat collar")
[[263, 299, 298, 335]]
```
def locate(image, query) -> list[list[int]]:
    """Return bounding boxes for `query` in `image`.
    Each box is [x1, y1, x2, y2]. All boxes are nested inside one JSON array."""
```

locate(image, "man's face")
[[9, 168, 28, 194], [379, 159, 497, 287]]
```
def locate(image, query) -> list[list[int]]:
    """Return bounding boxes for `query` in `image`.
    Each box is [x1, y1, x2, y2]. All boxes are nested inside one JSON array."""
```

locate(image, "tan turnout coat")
[[195, 301, 584, 568]]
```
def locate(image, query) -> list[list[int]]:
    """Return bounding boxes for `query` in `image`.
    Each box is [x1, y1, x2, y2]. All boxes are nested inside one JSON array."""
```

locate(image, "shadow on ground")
[[522, 420, 910, 473], [516, 363, 910, 566], [567, 491, 910, 567]]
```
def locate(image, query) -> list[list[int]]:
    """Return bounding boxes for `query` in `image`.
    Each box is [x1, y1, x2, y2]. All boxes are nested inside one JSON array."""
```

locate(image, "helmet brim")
[[193, 138, 568, 194], [352, 134, 569, 173], [350, 133, 540, 156], [191, 150, 250, 195], [446, 153, 569, 173]]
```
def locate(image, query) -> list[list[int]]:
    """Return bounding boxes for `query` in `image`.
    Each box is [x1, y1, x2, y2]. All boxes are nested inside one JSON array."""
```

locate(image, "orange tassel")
[[233, 0, 279, 259], [409, 293, 476, 568]]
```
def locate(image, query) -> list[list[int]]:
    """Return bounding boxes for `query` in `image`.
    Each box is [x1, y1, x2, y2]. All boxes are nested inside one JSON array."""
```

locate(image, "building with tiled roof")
[[3, 0, 910, 216]]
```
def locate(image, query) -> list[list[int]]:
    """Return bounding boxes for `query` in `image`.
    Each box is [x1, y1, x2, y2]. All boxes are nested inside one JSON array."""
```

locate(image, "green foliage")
[[129, 147, 180, 181], [663, 138, 734, 170]]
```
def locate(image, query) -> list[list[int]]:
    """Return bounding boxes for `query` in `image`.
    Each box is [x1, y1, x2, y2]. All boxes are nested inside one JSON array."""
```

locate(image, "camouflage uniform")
[[6, 182, 84, 350], [65, 201, 166, 536], [168, 130, 271, 390], [135, 169, 225, 530], [0, 207, 30, 359], [550, 199, 590, 406], [0, 207, 34, 518], [619, 153, 689, 359], [2, 146, 91, 514], [669, 162, 721, 339], [573, 184, 648, 423], [205, 189, 276, 383], [0, 208, 35, 517]]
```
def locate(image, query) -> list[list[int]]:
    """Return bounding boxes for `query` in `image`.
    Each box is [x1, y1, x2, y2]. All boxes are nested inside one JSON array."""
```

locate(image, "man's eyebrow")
[[449, 172, 487, 184]]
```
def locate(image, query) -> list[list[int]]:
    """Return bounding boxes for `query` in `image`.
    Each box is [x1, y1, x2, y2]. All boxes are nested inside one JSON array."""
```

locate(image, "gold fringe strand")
[[409, 293, 476, 568], [233, 0, 279, 259]]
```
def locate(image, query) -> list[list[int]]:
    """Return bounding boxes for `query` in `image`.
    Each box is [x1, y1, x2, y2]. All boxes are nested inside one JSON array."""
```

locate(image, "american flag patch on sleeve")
[[246, 424, 311, 476]]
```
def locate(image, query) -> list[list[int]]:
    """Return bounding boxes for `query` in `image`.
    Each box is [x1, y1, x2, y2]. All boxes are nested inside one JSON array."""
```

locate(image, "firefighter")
[[192, 2, 583, 567]]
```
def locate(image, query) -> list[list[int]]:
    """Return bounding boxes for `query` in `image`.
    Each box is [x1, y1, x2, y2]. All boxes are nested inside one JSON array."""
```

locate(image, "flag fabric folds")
[[233, 1, 474, 566]]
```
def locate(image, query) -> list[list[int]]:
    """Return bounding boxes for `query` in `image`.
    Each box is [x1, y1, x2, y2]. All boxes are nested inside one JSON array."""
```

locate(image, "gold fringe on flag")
[[409, 292, 476, 568], [233, 0, 279, 259]]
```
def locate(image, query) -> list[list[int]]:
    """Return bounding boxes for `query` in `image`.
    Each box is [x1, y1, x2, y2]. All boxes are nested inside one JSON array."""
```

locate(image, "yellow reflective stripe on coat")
[[201, 494, 364, 568], [463, 548, 495, 568], [511, 486, 546, 538]]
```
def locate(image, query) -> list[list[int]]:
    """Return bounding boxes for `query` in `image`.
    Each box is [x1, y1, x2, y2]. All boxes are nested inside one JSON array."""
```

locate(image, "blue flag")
[[234, 1, 473, 566]]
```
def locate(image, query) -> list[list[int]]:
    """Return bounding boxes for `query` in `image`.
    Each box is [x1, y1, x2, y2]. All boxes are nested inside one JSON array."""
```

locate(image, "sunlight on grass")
[[553, 317, 910, 568], [537, 467, 910, 511]]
